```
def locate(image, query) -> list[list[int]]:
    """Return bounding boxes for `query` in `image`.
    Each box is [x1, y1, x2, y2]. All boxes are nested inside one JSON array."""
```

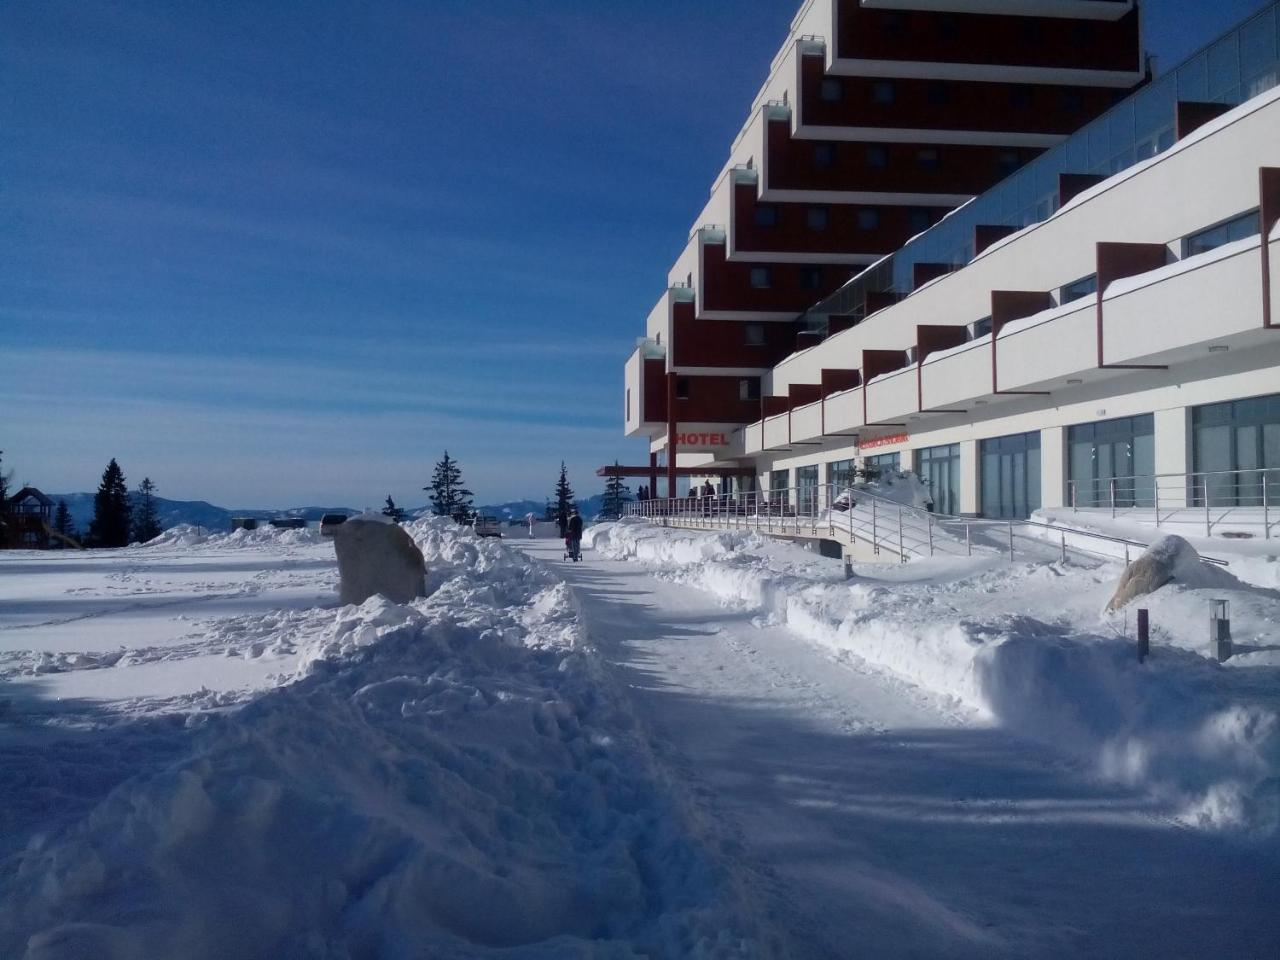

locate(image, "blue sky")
[[1, 0, 1269, 508]]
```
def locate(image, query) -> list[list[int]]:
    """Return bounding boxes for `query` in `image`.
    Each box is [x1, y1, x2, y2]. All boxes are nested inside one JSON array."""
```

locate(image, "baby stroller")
[[563, 537, 582, 562]]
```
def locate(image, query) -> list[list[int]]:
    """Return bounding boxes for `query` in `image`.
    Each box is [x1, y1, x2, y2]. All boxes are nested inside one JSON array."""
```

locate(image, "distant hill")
[[470, 494, 609, 522], [47, 494, 359, 535]]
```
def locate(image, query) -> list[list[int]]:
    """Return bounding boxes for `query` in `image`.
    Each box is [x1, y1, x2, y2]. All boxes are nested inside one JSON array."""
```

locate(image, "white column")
[[959, 440, 980, 515], [1154, 406, 1189, 507], [1041, 426, 1066, 510]]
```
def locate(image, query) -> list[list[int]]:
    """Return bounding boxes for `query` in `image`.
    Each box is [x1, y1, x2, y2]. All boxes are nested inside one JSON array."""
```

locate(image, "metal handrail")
[[624, 481, 1230, 567]]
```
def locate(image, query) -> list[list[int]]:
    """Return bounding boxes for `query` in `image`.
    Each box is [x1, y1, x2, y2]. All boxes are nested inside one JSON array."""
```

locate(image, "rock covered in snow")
[[1106, 534, 1241, 611], [332, 513, 427, 605]]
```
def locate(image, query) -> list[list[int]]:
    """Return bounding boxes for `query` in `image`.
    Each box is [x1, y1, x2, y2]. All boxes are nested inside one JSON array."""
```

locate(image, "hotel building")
[[622, 1, 1280, 525]]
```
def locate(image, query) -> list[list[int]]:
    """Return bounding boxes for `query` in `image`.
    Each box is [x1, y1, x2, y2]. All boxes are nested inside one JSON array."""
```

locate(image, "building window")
[[754, 204, 778, 228], [1059, 274, 1098, 304], [744, 322, 765, 345], [1183, 209, 1260, 257], [1010, 85, 1034, 110], [739, 378, 762, 402], [907, 207, 932, 233], [750, 267, 772, 289], [800, 266, 822, 290], [872, 80, 896, 105], [998, 150, 1022, 177], [626, 388, 631, 421], [918, 443, 961, 516], [806, 206, 829, 231], [820, 77, 843, 103], [857, 208, 881, 231], [1067, 415, 1155, 508], [864, 452, 901, 478], [814, 143, 836, 169], [970, 316, 993, 339], [866, 145, 888, 169], [980, 432, 1042, 519], [675, 378, 690, 400], [1192, 393, 1280, 506], [829, 458, 857, 491], [927, 82, 951, 106], [916, 147, 940, 170]]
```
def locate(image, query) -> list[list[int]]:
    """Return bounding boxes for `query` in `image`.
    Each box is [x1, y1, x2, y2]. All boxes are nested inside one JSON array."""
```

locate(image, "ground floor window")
[[917, 443, 961, 515], [1067, 414, 1154, 508], [981, 432, 1041, 520], [828, 458, 856, 492], [796, 465, 819, 514], [863, 452, 900, 479], [1192, 393, 1280, 505], [769, 469, 790, 508]]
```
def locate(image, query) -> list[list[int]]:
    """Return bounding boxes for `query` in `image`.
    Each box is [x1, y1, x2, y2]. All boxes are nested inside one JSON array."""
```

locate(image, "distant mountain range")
[[47, 492, 613, 534]]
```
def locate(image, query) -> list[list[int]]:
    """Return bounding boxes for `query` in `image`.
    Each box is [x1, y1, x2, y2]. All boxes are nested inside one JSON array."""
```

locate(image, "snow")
[[587, 519, 1280, 834], [4, 511, 1279, 955]]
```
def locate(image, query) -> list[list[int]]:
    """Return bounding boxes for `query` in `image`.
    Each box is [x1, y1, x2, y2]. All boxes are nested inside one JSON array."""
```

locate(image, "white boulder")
[[333, 514, 427, 606]]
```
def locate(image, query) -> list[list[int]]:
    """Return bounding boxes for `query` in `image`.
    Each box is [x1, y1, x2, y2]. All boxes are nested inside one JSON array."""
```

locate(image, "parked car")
[[319, 514, 349, 537], [472, 514, 502, 538]]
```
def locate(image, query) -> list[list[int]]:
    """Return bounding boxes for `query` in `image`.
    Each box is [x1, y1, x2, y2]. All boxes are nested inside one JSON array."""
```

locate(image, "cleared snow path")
[[518, 538, 1280, 958]]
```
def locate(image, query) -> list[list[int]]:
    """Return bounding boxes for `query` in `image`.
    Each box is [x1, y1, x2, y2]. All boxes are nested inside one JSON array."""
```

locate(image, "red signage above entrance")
[[859, 432, 908, 450], [675, 432, 731, 447]]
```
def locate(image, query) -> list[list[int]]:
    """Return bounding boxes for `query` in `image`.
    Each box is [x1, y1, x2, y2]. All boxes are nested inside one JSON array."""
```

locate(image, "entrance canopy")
[[595, 465, 755, 478]]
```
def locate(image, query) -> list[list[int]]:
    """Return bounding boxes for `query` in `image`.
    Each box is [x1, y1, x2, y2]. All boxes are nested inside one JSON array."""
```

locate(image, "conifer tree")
[[131, 477, 163, 543], [89, 458, 132, 547], [553, 462, 575, 529], [54, 500, 75, 540], [601, 462, 631, 520], [382, 495, 406, 522], [0, 450, 11, 547], [426, 451, 473, 520]]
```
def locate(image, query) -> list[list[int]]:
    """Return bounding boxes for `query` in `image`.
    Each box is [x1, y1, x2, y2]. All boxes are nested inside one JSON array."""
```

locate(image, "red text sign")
[[859, 432, 908, 450]]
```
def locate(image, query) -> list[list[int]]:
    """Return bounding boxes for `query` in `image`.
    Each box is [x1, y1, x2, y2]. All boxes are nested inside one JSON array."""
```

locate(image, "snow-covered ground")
[[2, 517, 1278, 957]]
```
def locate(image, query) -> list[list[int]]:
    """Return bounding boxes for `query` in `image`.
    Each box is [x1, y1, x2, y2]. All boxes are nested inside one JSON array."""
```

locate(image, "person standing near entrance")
[[566, 508, 584, 560]]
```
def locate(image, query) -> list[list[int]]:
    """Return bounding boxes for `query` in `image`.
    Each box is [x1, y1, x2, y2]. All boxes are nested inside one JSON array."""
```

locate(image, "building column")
[[1041, 426, 1066, 510], [1154, 406, 1190, 507], [649, 451, 659, 501], [666, 373, 678, 499], [959, 440, 980, 516]]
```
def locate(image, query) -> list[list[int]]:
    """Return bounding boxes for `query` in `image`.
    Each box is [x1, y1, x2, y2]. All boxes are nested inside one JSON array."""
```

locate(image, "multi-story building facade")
[[626, 0, 1147, 496], [624, 1, 1280, 524]]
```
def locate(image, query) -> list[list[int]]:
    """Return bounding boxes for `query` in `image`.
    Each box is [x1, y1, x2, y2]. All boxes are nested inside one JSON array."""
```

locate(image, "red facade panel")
[[675, 375, 764, 424], [642, 358, 667, 423], [799, 55, 1128, 136], [835, 1, 1142, 73], [672, 314, 799, 368], [702, 241, 856, 313], [766, 119, 1042, 196], [733, 182, 947, 256]]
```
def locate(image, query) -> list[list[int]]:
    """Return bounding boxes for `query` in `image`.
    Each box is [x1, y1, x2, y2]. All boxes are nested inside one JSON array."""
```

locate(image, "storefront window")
[[1066, 415, 1155, 507], [828, 458, 857, 492], [918, 444, 961, 515], [981, 432, 1041, 519], [1193, 393, 1280, 505]]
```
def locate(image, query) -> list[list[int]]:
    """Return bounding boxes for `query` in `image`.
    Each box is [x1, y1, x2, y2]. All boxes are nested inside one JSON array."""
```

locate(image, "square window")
[[857, 208, 881, 231], [739, 378, 762, 401], [916, 147, 940, 170], [750, 267, 772, 289], [813, 143, 836, 169], [820, 78, 842, 102], [800, 266, 822, 290], [675, 378, 690, 400], [744, 322, 765, 345], [1059, 274, 1098, 304], [806, 206, 829, 230], [872, 80, 895, 105], [927, 82, 951, 106], [754, 204, 778, 228], [866, 144, 888, 169], [998, 150, 1021, 175]]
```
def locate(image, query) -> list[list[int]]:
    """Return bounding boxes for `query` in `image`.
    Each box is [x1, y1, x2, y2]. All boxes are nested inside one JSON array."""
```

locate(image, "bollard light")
[[1209, 598, 1232, 663]]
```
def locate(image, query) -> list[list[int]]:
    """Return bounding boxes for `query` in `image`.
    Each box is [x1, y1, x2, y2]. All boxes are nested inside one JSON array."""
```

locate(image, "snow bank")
[[589, 520, 1280, 834], [1, 517, 759, 957], [146, 523, 324, 549]]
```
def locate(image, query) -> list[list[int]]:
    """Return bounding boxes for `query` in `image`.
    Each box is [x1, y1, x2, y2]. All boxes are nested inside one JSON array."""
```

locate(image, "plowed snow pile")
[[0, 519, 758, 959], [588, 519, 1280, 834]]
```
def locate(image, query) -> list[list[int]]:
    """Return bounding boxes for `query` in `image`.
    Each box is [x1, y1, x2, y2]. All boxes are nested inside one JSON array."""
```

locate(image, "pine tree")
[[54, 500, 75, 539], [0, 449, 11, 547], [131, 477, 163, 543], [89, 458, 133, 548], [425, 451, 473, 521], [601, 462, 631, 520], [382, 495, 406, 523], [553, 462, 575, 529]]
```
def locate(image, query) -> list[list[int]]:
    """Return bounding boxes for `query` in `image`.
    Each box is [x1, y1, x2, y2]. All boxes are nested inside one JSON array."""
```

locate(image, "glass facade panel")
[[918, 444, 961, 515], [796, 465, 819, 514], [1066, 415, 1156, 507], [980, 432, 1041, 519], [1192, 393, 1280, 505], [864, 452, 900, 478], [769, 469, 790, 509], [828, 458, 857, 491]]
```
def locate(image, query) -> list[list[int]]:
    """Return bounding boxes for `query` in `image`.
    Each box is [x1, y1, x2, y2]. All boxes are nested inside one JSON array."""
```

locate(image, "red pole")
[[666, 372, 678, 500], [649, 451, 658, 502]]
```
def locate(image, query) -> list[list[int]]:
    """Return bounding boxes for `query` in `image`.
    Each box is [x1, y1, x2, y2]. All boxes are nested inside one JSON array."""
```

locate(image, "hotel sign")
[[675, 431, 731, 448], [858, 432, 908, 450]]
